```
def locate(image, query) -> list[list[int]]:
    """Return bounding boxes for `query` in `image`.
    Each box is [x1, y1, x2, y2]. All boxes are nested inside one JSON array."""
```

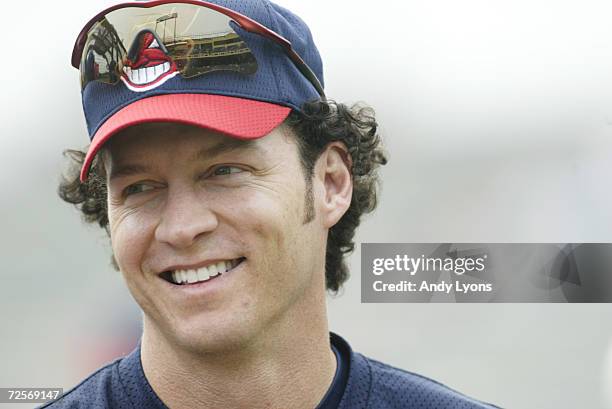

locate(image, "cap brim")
[[80, 93, 291, 182]]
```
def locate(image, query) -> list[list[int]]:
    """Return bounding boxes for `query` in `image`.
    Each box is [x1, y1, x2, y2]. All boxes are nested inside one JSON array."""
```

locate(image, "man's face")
[[104, 122, 327, 352]]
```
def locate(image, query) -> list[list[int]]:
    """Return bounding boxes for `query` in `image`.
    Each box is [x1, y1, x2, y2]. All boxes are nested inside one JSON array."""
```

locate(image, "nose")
[[154, 186, 219, 249]]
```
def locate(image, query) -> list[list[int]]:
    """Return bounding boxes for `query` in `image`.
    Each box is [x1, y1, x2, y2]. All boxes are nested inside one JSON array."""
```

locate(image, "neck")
[[140, 285, 336, 409]]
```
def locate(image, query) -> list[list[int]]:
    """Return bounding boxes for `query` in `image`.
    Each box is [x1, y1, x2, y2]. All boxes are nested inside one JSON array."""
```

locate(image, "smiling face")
[[121, 31, 178, 92], [104, 122, 328, 353]]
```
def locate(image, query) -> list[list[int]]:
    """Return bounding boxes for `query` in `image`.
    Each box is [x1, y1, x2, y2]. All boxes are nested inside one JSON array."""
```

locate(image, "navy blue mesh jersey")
[[40, 332, 500, 408]]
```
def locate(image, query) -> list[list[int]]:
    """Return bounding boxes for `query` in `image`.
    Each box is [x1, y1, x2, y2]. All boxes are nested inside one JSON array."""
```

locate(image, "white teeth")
[[123, 62, 170, 85], [197, 268, 210, 282], [170, 259, 241, 285], [207, 263, 218, 277], [149, 39, 160, 48], [147, 67, 155, 81], [187, 270, 198, 284]]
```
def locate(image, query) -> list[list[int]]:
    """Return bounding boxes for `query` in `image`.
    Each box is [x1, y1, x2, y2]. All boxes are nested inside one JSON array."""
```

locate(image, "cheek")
[[109, 207, 156, 272], [239, 193, 313, 283], [240, 196, 297, 252]]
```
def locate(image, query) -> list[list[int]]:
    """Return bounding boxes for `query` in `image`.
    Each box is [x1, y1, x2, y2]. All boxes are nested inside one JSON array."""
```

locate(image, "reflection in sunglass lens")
[[80, 3, 258, 91]]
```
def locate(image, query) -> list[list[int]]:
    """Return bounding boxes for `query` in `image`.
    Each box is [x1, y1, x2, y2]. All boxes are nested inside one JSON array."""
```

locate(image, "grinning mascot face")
[[121, 30, 178, 92]]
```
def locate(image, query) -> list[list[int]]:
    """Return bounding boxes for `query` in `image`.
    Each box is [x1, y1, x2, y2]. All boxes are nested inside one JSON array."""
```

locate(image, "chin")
[[168, 314, 260, 354]]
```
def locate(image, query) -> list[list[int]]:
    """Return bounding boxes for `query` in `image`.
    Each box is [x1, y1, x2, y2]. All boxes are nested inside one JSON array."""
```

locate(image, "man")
[[47, 0, 499, 408]]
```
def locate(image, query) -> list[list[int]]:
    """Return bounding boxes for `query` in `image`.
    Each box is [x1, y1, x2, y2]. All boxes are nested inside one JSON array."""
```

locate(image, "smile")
[[123, 62, 172, 85], [162, 258, 245, 285]]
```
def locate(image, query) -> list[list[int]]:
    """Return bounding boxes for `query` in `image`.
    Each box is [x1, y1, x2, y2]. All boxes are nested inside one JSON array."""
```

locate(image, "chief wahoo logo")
[[121, 30, 178, 92]]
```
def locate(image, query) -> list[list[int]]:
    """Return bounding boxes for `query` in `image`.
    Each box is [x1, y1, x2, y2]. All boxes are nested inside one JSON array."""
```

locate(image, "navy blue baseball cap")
[[72, 0, 325, 181]]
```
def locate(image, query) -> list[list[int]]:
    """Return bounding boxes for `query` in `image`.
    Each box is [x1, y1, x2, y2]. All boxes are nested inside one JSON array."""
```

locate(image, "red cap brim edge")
[[80, 94, 291, 182]]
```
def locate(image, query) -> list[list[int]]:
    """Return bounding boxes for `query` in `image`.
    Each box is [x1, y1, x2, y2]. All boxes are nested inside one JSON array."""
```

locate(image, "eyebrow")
[[108, 138, 262, 181]]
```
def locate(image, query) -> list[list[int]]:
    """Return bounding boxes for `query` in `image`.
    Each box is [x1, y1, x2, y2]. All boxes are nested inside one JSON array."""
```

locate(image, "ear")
[[315, 142, 353, 229]]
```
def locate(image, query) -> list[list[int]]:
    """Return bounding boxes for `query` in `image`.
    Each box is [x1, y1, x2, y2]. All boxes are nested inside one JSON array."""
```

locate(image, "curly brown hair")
[[58, 99, 388, 293]]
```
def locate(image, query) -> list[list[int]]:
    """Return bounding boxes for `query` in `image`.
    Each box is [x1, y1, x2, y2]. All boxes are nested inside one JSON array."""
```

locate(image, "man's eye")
[[124, 183, 154, 196], [212, 166, 245, 176]]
